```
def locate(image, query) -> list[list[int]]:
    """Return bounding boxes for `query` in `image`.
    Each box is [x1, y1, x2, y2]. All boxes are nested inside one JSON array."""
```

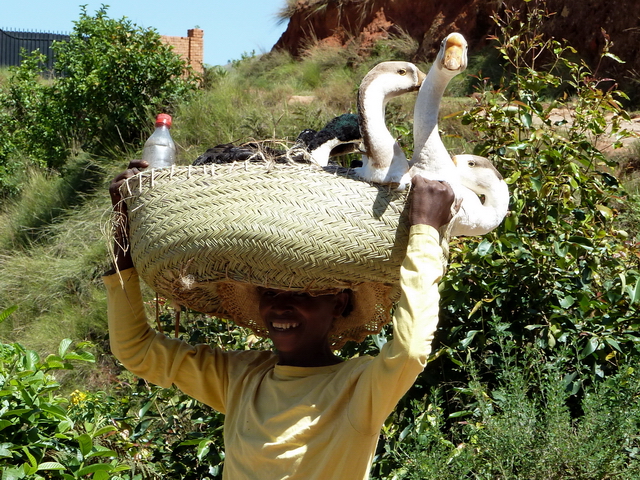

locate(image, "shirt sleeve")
[[103, 269, 230, 413], [348, 224, 446, 434]]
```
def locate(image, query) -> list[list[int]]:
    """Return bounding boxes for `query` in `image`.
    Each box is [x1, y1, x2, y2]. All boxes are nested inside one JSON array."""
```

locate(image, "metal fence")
[[0, 28, 69, 71]]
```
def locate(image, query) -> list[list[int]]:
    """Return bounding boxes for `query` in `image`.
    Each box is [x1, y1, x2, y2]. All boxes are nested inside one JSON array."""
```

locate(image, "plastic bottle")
[[142, 114, 177, 168]]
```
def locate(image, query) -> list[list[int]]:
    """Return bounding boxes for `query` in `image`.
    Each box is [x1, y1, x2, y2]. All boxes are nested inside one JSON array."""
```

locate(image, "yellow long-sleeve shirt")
[[104, 224, 445, 480]]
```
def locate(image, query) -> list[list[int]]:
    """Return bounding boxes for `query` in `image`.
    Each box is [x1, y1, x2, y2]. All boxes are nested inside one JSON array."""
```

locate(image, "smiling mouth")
[[271, 322, 300, 331]]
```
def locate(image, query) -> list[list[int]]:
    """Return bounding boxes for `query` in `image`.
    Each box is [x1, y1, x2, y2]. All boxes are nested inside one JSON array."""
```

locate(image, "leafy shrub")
[[0, 305, 230, 479], [378, 341, 640, 479], [0, 53, 53, 194], [438, 0, 639, 389], [0, 308, 131, 479], [0, 5, 198, 190], [51, 6, 198, 158]]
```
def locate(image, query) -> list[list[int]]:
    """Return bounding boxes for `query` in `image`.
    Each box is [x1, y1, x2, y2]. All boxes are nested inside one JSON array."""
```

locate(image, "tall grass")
[[0, 154, 104, 250], [0, 187, 113, 341], [0, 154, 127, 359]]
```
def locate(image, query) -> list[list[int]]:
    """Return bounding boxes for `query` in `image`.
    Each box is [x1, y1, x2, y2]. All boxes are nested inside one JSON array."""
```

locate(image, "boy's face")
[[257, 288, 348, 356]]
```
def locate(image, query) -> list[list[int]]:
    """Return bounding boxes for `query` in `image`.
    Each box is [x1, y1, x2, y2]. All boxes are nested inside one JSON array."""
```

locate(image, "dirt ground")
[[545, 107, 640, 157]]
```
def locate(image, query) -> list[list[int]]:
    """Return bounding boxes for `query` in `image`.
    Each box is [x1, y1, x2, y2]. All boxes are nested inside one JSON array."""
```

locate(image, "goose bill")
[[443, 44, 464, 71]]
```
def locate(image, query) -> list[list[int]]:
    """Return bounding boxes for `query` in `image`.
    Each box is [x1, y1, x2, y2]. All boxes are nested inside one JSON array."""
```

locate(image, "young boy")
[[105, 160, 455, 479]]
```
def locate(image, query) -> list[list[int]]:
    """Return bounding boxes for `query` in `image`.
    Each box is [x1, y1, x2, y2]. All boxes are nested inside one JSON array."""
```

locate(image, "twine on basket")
[[119, 162, 418, 348]]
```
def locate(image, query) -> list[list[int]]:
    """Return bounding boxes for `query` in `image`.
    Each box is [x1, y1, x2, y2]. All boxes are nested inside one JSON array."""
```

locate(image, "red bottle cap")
[[155, 113, 172, 127]]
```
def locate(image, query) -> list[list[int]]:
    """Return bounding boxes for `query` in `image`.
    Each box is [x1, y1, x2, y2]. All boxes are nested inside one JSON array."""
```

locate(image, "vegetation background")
[[0, 1, 639, 478]]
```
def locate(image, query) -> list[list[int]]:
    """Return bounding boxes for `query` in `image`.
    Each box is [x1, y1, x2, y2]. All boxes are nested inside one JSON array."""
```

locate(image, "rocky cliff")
[[274, 0, 640, 88]]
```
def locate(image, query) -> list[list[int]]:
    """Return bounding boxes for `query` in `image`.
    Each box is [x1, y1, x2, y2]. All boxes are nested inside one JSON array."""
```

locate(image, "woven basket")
[[120, 163, 411, 318]]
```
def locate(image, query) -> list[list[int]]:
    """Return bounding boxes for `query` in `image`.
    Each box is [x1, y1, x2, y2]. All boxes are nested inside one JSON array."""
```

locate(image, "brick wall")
[[161, 28, 204, 74]]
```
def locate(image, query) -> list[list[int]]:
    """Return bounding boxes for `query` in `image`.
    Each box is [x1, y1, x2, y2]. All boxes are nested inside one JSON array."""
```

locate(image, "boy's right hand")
[[108, 160, 148, 273]]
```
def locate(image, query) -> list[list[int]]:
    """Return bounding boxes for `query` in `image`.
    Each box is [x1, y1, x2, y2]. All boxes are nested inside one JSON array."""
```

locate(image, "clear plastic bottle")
[[142, 114, 177, 168]]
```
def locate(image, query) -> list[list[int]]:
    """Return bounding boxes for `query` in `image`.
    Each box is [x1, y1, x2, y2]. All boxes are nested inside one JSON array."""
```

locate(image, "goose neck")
[[416, 67, 451, 127], [358, 85, 395, 155], [485, 181, 510, 211]]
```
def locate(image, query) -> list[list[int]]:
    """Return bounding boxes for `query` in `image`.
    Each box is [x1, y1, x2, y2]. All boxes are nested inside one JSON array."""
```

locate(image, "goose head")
[[358, 61, 427, 104], [454, 154, 504, 196], [449, 154, 510, 236], [355, 61, 426, 185]]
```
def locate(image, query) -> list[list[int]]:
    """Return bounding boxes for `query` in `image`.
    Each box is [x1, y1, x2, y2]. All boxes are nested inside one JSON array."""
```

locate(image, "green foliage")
[[0, 5, 198, 193], [375, 342, 640, 479], [0, 53, 53, 194], [0, 306, 228, 479], [51, 6, 198, 158], [439, 0, 639, 380], [0, 325, 132, 479]]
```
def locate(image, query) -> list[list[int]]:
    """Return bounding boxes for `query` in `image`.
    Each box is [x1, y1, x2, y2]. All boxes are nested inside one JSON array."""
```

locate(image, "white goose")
[[352, 61, 426, 184], [449, 154, 510, 236], [406, 32, 509, 236]]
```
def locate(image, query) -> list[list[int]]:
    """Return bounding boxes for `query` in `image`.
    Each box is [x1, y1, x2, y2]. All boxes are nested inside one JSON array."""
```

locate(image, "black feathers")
[[192, 143, 287, 165], [305, 113, 360, 149]]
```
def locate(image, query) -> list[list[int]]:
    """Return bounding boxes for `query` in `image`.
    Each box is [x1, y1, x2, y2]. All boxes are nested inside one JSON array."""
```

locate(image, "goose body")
[[192, 142, 286, 165], [352, 61, 426, 185], [194, 117, 363, 167], [304, 114, 364, 165]]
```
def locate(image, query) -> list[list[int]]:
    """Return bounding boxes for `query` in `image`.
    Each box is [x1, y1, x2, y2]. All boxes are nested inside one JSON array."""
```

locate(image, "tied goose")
[[193, 119, 362, 167]]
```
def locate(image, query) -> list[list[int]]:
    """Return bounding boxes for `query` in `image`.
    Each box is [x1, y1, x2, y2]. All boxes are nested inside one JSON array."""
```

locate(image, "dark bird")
[[191, 117, 363, 167]]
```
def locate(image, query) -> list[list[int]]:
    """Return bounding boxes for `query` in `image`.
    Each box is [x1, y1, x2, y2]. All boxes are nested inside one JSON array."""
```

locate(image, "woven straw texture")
[[120, 163, 412, 346]]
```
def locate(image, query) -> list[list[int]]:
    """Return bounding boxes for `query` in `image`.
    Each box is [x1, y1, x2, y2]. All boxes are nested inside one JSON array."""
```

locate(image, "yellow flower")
[[70, 389, 87, 405]]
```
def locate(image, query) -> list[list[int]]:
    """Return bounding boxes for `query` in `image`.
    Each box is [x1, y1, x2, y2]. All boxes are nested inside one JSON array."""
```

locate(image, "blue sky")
[[1, 0, 290, 66]]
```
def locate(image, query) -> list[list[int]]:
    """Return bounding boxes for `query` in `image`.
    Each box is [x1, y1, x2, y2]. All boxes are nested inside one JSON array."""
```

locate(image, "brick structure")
[[161, 28, 204, 74]]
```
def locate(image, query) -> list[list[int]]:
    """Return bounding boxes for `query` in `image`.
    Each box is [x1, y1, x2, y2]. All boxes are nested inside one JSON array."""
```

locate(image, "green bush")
[[371, 1, 640, 476], [0, 53, 53, 194], [0, 310, 130, 479], [438, 0, 639, 387], [379, 341, 640, 479], [0, 5, 198, 191], [51, 6, 198, 159], [0, 306, 230, 479]]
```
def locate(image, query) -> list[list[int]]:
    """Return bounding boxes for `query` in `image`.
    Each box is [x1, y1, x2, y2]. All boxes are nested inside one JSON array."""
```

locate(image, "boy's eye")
[[258, 288, 278, 298]]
